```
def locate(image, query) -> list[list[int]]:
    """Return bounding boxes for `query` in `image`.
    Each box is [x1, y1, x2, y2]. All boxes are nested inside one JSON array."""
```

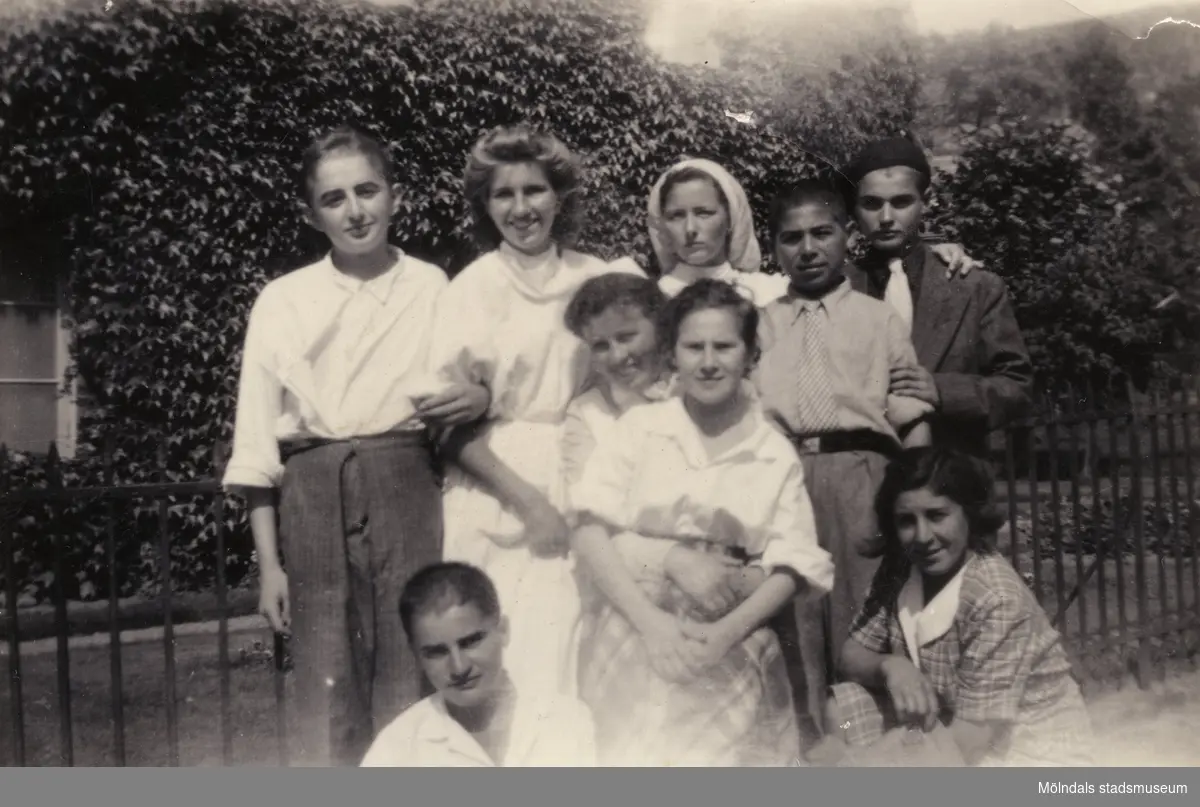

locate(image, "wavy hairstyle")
[[875, 447, 1006, 558], [462, 123, 584, 250], [564, 272, 667, 338]]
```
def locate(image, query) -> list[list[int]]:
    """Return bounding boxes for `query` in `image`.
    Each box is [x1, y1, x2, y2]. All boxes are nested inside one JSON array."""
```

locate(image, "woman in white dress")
[[430, 124, 641, 699]]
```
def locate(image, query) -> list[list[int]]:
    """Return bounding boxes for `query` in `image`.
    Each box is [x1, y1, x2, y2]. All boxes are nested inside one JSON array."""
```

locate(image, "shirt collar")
[[417, 693, 497, 765], [323, 249, 405, 303], [783, 277, 852, 322], [866, 241, 927, 277], [896, 553, 972, 669], [659, 393, 780, 468], [499, 240, 558, 271], [664, 261, 737, 287]]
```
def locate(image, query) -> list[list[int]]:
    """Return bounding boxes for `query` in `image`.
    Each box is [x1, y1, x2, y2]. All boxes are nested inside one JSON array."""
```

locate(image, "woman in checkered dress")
[[818, 447, 1095, 767]]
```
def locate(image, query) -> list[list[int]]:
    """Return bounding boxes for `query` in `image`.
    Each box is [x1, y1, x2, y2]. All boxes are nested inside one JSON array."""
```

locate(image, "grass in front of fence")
[[1008, 546, 1200, 685], [1, 629, 280, 767], [4, 548, 1198, 767]]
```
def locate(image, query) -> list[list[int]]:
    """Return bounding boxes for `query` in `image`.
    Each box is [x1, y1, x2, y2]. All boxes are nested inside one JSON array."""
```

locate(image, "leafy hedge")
[[0, 0, 1182, 606], [928, 118, 1174, 392], [0, 0, 916, 604]]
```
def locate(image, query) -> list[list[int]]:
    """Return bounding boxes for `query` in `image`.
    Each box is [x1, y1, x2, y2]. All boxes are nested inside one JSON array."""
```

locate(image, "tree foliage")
[[928, 118, 1172, 392], [0, 0, 915, 603], [919, 18, 1200, 373]]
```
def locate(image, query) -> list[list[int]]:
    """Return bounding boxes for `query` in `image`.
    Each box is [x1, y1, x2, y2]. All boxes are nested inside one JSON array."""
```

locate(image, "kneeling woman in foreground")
[[570, 279, 834, 766], [820, 447, 1094, 767]]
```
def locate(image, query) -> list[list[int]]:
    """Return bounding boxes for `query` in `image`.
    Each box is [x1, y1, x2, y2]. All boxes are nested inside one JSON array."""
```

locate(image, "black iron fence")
[[2, 384, 1199, 766]]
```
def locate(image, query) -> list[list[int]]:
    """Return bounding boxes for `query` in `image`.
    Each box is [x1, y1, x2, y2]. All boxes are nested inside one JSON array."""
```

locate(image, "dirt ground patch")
[[1087, 666, 1200, 767], [3, 625, 1199, 767]]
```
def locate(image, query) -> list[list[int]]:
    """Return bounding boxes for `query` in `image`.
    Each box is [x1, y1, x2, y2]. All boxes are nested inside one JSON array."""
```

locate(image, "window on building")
[[0, 234, 77, 457]]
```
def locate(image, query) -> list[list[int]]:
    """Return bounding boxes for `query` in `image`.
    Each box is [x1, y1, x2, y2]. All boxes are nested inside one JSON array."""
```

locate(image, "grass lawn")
[[1027, 553, 1200, 685], [4, 619, 1198, 768], [0, 628, 283, 767], [2, 552, 1198, 767]]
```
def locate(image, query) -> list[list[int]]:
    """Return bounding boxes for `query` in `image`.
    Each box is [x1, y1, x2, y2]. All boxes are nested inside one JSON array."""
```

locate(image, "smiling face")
[[661, 177, 731, 268], [893, 486, 972, 580], [854, 166, 926, 256], [486, 161, 560, 256], [303, 150, 398, 261], [579, 304, 661, 396], [411, 600, 508, 710], [774, 201, 849, 297], [673, 306, 749, 409]]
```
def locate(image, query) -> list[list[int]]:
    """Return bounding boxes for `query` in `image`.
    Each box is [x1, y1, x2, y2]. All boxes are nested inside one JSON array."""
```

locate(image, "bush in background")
[[928, 118, 1174, 393], [0, 0, 914, 603]]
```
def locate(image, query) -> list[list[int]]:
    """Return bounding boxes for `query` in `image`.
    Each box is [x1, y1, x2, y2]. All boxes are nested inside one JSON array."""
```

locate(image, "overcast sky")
[[6, 1, 1183, 43], [637, 0, 1194, 64], [891, 0, 1187, 34], [643, 0, 1192, 35]]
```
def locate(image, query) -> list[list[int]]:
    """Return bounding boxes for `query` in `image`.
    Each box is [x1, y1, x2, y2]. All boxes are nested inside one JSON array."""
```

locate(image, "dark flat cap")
[[843, 137, 931, 187]]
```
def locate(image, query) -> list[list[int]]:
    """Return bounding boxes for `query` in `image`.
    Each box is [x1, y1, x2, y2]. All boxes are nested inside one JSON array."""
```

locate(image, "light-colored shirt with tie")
[[754, 279, 933, 443]]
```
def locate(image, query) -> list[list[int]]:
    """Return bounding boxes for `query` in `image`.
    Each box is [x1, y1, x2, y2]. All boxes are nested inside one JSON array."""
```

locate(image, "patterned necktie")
[[793, 302, 841, 436], [885, 257, 914, 333]]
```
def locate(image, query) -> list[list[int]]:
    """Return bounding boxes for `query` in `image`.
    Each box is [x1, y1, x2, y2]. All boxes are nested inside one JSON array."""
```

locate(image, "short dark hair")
[[462, 123, 583, 251], [767, 178, 851, 239], [398, 562, 501, 642], [300, 124, 394, 204], [875, 447, 1006, 556], [657, 278, 759, 366], [659, 165, 729, 214], [564, 273, 668, 338]]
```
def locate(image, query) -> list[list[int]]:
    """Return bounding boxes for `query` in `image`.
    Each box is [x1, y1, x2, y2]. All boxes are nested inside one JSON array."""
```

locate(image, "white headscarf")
[[647, 158, 762, 276]]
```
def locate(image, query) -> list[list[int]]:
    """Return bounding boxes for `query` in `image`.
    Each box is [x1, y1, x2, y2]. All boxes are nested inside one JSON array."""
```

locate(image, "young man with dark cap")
[[842, 137, 1034, 458]]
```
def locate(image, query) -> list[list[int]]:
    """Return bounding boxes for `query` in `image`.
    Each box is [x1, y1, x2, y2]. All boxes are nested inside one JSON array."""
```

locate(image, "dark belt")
[[790, 429, 899, 458], [279, 428, 431, 463]]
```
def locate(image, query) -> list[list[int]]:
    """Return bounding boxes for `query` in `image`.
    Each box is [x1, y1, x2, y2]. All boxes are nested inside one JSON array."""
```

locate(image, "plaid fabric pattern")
[[278, 433, 442, 767], [579, 572, 799, 767], [836, 553, 1094, 766]]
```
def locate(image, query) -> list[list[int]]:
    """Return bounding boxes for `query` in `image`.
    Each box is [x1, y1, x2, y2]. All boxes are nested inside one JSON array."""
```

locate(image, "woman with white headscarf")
[[648, 158, 790, 307]]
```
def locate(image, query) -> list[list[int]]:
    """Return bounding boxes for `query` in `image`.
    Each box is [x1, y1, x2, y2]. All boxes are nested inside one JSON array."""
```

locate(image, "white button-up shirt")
[[223, 252, 448, 490], [570, 397, 834, 593], [360, 691, 597, 767]]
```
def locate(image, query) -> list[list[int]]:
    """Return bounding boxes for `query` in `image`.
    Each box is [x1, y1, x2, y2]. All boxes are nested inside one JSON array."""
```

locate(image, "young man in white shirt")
[[223, 127, 488, 766], [361, 562, 597, 767]]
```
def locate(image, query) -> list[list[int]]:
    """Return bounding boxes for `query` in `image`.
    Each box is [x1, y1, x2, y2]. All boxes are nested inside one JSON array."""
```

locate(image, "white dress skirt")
[[431, 243, 643, 698]]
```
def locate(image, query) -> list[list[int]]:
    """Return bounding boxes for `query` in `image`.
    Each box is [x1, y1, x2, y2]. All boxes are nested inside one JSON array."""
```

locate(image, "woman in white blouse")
[[429, 124, 641, 701], [570, 279, 834, 766]]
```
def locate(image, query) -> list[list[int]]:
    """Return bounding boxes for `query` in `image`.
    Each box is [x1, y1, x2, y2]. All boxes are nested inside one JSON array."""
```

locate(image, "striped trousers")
[[277, 430, 443, 766]]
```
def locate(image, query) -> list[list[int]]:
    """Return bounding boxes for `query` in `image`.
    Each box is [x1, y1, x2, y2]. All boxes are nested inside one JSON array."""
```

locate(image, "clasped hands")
[[638, 546, 764, 683]]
